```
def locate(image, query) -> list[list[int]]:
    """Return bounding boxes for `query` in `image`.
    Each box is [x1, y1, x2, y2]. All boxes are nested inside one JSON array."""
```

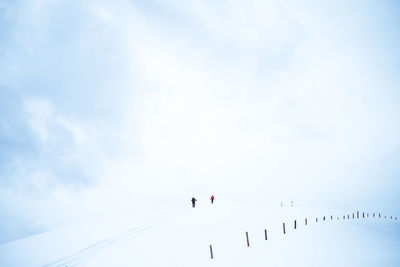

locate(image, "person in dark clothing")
[[210, 195, 215, 204], [191, 197, 197, 208]]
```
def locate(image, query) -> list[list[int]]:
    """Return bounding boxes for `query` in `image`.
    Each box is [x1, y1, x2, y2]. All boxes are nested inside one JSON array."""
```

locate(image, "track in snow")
[[41, 208, 184, 267]]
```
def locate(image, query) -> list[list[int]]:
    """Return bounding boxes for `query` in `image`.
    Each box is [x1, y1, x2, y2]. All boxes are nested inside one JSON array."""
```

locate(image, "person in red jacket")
[[210, 195, 215, 204]]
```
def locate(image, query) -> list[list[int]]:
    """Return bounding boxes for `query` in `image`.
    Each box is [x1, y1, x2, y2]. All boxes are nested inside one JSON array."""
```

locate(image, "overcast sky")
[[0, 0, 400, 243]]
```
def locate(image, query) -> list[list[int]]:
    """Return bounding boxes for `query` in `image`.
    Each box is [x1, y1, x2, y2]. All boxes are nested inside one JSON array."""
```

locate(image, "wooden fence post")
[[294, 220, 297, 229], [357, 211, 359, 218], [305, 218, 307, 225], [265, 229, 268, 240], [210, 245, 214, 259], [283, 223, 286, 234], [316, 218, 318, 222], [246, 232, 250, 247]]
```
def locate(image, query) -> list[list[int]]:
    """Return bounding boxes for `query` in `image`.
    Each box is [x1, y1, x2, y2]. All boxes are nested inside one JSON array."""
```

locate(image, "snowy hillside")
[[1, 199, 399, 267]]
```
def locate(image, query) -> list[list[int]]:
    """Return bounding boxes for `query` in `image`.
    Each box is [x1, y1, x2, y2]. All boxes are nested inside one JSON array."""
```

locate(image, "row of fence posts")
[[209, 211, 397, 259]]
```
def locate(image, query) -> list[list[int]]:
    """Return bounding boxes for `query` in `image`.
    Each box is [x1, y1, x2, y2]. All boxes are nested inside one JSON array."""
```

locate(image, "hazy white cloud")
[[24, 98, 87, 145]]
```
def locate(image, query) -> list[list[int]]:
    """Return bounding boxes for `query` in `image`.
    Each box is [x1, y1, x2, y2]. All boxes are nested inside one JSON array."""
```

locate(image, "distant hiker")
[[191, 197, 197, 208], [210, 195, 215, 204]]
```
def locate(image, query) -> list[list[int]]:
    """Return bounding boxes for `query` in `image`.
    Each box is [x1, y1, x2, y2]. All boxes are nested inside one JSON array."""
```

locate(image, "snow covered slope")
[[1, 200, 399, 267]]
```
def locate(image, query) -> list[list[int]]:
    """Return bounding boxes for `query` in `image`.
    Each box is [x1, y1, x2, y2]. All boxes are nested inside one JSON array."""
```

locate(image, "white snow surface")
[[0, 199, 399, 267]]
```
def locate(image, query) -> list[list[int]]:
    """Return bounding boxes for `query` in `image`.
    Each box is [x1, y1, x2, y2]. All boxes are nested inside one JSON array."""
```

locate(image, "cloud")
[[24, 98, 87, 145]]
